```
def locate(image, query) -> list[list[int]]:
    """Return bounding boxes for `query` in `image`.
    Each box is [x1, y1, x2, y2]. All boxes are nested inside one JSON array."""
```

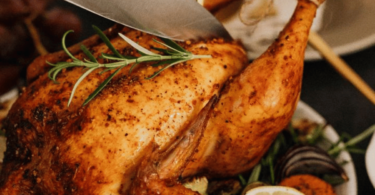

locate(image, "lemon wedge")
[[245, 186, 304, 195]]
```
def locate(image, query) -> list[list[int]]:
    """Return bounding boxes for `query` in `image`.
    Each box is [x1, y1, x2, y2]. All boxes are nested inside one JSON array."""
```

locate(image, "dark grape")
[[0, 0, 50, 24], [35, 7, 82, 41], [0, 24, 32, 61], [0, 0, 82, 92], [0, 63, 23, 95]]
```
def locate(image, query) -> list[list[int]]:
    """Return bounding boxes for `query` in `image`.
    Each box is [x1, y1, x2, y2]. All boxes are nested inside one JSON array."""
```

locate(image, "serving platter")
[[366, 132, 375, 188], [217, 0, 375, 60], [294, 101, 357, 195]]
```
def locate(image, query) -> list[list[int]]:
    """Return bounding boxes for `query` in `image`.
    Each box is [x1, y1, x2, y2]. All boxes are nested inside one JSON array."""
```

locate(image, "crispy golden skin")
[[0, 0, 323, 194], [0, 28, 247, 194]]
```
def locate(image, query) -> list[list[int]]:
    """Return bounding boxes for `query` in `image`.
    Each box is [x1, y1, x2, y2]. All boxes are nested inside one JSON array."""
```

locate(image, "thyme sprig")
[[47, 26, 211, 107]]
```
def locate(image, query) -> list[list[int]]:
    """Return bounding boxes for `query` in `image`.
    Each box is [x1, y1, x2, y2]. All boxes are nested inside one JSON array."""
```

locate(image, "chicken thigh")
[[184, 0, 325, 177], [0, 0, 324, 194]]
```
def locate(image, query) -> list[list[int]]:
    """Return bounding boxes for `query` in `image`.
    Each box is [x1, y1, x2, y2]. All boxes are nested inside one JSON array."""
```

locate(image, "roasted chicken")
[[0, 0, 324, 194]]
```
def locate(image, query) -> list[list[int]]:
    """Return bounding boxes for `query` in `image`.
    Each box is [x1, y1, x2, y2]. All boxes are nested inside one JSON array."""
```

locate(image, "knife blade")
[[65, 0, 231, 41]]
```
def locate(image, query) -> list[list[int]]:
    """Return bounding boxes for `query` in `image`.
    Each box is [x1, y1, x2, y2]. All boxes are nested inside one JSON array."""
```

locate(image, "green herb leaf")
[[128, 63, 139, 74], [322, 174, 346, 186], [328, 124, 375, 156], [93, 25, 123, 58], [307, 124, 325, 145], [288, 123, 299, 144], [68, 67, 97, 107], [248, 164, 262, 184], [61, 30, 79, 61], [152, 59, 184, 67], [345, 147, 366, 154], [159, 37, 187, 53], [238, 175, 247, 186], [146, 59, 186, 79], [83, 66, 125, 106], [151, 47, 173, 55], [101, 53, 128, 61], [119, 33, 158, 56], [80, 44, 98, 63]]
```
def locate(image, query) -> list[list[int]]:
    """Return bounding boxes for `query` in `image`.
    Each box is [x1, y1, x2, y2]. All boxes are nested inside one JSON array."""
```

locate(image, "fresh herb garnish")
[[48, 26, 211, 107], [328, 124, 375, 156], [244, 122, 375, 187], [247, 164, 262, 184]]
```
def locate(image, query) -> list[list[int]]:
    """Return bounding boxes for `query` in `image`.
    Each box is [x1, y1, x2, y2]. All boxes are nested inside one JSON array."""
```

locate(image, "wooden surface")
[[308, 31, 375, 105]]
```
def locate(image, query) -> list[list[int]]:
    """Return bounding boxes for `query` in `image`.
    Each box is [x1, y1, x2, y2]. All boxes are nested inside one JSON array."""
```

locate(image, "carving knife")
[[65, 0, 231, 41]]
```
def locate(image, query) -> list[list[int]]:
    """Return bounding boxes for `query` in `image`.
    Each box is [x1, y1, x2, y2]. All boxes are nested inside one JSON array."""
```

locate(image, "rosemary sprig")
[[48, 26, 211, 107], [328, 124, 375, 156]]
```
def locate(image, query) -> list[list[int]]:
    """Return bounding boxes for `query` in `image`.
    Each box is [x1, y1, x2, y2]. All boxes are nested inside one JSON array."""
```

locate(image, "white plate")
[[0, 88, 19, 162], [0, 88, 18, 103], [294, 101, 357, 195], [217, 0, 375, 60], [366, 132, 375, 188]]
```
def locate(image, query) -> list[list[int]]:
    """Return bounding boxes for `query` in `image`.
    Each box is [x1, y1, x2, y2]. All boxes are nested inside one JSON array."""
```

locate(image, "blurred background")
[[0, 0, 86, 94], [0, 0, 374, 194]]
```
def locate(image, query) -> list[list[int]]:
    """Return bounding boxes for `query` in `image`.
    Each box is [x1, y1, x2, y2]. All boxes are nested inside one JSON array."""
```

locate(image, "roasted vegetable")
[[275, 145, 348, 184], [279, 174, 337, 195]]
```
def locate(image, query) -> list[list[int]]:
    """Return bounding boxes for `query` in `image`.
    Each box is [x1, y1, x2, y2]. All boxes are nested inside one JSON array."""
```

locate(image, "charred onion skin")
[[275, 145, 348, 184]]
